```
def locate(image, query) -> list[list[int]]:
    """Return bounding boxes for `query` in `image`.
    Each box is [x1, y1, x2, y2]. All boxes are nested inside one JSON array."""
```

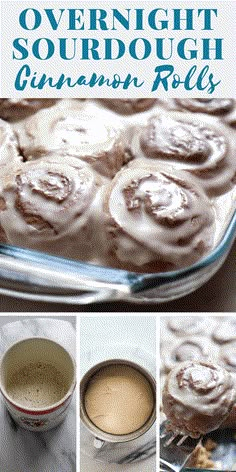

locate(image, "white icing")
[[0, 99, 235, 272], [0, 119, 22, 166], [163, 360, 236, 436], [0, 155, 107, 261], [131, 111, 236, 195], [106, 164, 215, 269], [16, 105, 126, 178]]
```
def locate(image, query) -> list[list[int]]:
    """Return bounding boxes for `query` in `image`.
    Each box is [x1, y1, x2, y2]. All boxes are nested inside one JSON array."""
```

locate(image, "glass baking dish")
[[0, 210, 235, 304]]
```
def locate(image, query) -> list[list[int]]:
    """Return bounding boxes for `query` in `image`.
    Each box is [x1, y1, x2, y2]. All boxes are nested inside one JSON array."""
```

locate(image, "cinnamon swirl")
[[0, 155, 105, 261], [212, 319, 236, 344], [132, 112, 236, 195], [162, 360, 236, 437], [16, 107, 127, 178], [167, 316, 214, 337], [104, 164, 215, 272], [218, 342, 236, 373], [162, 336, 219, 373]]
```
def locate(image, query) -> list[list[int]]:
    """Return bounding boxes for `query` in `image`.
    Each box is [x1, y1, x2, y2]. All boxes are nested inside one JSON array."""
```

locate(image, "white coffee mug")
[[0, 337, 76, 431]]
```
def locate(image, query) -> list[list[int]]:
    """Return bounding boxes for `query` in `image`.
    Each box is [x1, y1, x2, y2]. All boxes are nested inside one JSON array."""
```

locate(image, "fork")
[[160, 420, 201, 472]]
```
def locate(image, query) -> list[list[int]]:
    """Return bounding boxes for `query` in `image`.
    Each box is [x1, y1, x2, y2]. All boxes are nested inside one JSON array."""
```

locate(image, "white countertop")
[[0, 239, 235, 312]]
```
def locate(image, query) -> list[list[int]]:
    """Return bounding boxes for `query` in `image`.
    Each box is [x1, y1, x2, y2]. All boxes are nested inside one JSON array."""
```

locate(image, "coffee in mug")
[[0, 337, 76, 431], [80, 359, 156, 443]]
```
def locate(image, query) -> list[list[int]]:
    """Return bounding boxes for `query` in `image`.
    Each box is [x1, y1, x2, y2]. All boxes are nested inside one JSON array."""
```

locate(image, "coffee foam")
[[7, 362, 67, 408], [84, 364, 154, 435]]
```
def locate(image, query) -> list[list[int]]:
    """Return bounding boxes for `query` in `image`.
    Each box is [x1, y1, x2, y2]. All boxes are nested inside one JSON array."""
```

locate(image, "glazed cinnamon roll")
[[0, 155, 105, 261], [212, 319, 236, 344], [175, 98, 236, 130], [162, 361, 236, 437], [166, 316, 215, 337], [16, 107, 127, 178], [0, 99, 58, 121], [160, 318, 176, 346], [175, 98, 234, 115], [174, 99, 234, 115], [104, 164, 215, 272], [162, 336, 219, 373], [131, 111, 236, 195], [0, 119, 22, 166], [218, 342, 236, 373], [100, 99, 157, 114]]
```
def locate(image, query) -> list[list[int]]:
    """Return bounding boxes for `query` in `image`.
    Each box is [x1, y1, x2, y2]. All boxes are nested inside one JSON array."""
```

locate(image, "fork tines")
[[163, 431, 198, 452], [160, 420, 201, 471], [164, 432, 189, 447], [160, 421, 199, 453]]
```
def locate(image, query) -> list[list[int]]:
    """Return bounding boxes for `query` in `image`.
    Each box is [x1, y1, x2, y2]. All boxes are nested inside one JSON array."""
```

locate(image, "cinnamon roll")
[[0, 155, 105, 261], [167, 316, 214, 337], [212, 320, 236, 344], [0, 119, 22, 166], [131, 112, 236, 195], [104, 164, 215, 272], [218, 342, 236, 373], [175, 98, 236, 130], [16, 107, 127, 178], [162, 360, 236, 437], [174, 99, 234, 115], [162, 336, 219, 373], [160, 318, 176, 346], [0, 99, 58, 121], [100, 99, 157, 114]]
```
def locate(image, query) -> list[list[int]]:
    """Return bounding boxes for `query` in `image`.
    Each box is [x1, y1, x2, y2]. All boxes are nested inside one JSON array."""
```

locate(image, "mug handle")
[[93, 437, 105, 449]]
